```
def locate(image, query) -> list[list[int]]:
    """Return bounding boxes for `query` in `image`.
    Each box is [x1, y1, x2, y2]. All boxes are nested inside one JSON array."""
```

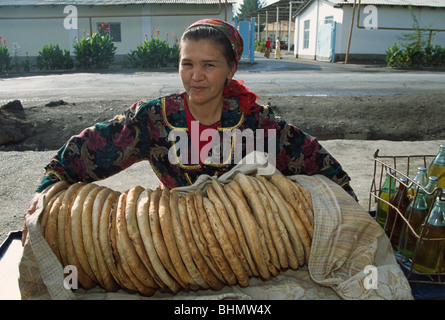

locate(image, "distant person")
[[264, 37, 271, 58], [275, 37, 282, 59]]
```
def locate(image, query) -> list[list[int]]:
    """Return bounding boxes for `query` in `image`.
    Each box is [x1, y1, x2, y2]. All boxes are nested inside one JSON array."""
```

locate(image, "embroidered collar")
[[162, 92, 244, 131]]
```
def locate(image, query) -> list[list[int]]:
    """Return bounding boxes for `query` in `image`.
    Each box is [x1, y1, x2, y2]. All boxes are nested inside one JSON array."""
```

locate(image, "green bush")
[[386, 42, 445, 68], [126, 31, 179, 69], [0, 37, 11, 72], [255, 40, 266, 53], [37, 44, 74, 70], [74, 33, 116, 69], [385, 5, 445, 68]]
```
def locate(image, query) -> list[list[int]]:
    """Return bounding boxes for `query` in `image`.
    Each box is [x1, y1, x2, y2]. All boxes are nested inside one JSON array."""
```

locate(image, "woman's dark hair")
[[180, 25, 236, 67]]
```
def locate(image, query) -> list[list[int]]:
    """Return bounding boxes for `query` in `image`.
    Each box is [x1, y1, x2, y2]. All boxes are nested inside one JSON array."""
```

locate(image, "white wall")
[[0, 4, 232, 58], [337, 5, 445, 56], [294, 0, 343, 59], [294, 1, 445, 60]]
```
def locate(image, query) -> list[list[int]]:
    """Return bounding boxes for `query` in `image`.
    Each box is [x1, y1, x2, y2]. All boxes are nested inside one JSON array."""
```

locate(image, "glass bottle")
[[413, 190, 445, 273], [376, 170, 397, 229], [428, 144, 445, 189], [385, 177, 410, 248], [398, 188, 429, 259], [425, 176, 439, 209], [408, 167, 428, 199]]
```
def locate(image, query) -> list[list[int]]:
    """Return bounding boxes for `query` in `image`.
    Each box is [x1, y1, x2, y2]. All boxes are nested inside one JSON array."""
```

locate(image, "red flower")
[[104, 21, 108, 25], [144, 33, 148, 38], [106, 27, 109, 33], [156, 29, 160, 35], [223, 80, 259, 114]]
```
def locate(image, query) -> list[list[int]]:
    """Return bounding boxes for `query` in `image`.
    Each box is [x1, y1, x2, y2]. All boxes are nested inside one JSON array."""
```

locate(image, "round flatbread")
[[116, 189, 156, 296], [206, 182, 252, 278], [137, 188, 179, 293], [253, 176, 299, 269], [70, 183, 100, 283], [185, 192, 227, 284], [40, 181, 70, 230], [98, 190, 123, 290], [150, 188, 189, 290], [127, 187, 162, 288], [203, 196, 250, 287], [177, 194, 224, 290], [58, 183, 85, 268], [118, 186, 157, 289], [256, 175, 304, 266], [194, 190, 236, 285], [258, 192, 288, 269], [82, 185, 106, 286], [224, 185, 271, 280], [109, 191, 138, 292], [64, 183, 96, 289], [234, 173, 280, 270], [92, 187, 120, 292], [290, 181, 314, 225], [270, 173, 314, 238], [210, 179, 258, 277], [162, 190, 200, 290], [43, 190, 65, 262], [170, 191, 209, 290]]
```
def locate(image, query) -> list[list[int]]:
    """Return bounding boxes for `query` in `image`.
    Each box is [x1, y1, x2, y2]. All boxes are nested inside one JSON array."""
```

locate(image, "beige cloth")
[[18, 153, 413, 300]]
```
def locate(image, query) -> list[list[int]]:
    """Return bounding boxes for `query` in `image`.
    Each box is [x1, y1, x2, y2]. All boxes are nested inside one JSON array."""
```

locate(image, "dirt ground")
[[2, 91, 445, 151]]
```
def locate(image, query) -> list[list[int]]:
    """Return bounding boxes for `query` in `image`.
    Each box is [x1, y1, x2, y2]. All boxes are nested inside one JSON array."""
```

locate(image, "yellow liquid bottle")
[[413, 190, 445, 273], [428, 144, 445, 189], [376, 170, 397, 228]]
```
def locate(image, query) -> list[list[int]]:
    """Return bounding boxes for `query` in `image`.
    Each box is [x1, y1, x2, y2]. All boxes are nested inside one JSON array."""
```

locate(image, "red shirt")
[[185, 99, 220, 165], [265, 39, 271, 49]]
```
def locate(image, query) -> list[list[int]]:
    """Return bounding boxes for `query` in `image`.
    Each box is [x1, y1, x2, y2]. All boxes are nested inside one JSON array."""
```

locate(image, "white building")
[[293, 0, 445, 62], [0, 0, 235, 59]]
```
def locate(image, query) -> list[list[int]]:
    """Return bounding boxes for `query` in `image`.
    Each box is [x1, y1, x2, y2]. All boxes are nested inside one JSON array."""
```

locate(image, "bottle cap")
[[418, 167, 427, 171], [429, 176, 439, 181]]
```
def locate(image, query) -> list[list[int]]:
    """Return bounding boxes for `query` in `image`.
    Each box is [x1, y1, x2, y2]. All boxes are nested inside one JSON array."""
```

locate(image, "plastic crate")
[[369, 149, 445, 287]]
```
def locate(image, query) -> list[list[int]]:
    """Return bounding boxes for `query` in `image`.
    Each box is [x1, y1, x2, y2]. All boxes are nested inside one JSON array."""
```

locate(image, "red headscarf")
[[186, 19, 259, 114]]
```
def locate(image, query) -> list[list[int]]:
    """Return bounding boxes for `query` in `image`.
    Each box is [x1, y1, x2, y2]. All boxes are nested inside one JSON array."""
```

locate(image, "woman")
[[275, 37, 282, 59], [264, 37, 271, 58], [22, 19, 356, 243]]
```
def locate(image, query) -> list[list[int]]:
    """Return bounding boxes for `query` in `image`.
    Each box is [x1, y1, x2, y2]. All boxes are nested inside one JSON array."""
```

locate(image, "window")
[[97, 22, 121, 42], [303, 20, 310, 49], [324, 16, 334, 24]]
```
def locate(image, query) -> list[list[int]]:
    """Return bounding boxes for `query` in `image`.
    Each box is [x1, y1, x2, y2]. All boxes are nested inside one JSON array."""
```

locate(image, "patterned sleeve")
[[36, 100, 153, 192], [258, 105, 358, 201]]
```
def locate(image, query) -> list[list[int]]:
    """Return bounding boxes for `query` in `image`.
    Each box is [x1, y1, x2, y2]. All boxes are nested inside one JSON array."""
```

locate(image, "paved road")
[[1, 52, 445, 105]]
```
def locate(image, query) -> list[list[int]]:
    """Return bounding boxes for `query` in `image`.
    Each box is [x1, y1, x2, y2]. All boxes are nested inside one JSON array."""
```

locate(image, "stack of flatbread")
[[38, 172, 314, 296]]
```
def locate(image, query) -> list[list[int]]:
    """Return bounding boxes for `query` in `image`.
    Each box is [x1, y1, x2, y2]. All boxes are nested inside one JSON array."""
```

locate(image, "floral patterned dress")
[[37, 92, 357, 200]]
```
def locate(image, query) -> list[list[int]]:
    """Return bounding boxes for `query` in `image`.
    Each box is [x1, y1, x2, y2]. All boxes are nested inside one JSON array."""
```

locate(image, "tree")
[[235, 0, 266, 19]]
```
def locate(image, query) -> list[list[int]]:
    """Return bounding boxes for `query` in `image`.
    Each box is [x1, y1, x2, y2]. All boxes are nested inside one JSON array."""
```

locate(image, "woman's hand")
[[22, 192, 41, 246]]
